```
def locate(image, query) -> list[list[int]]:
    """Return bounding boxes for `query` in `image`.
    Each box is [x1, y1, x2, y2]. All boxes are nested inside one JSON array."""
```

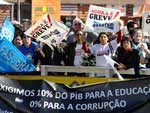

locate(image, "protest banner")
[[142, 12, 150, 36], [25, 14, 69, 47], [0, 16, 15, 42], [0, 38, 35, 72], [83, 5, 121, 33], [0, 76, 149, 113]]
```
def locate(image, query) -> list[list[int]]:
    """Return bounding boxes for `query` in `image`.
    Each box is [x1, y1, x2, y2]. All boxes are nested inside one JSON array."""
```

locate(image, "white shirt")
[[74, 44, 83, 66], [90, 39, 118, 67]]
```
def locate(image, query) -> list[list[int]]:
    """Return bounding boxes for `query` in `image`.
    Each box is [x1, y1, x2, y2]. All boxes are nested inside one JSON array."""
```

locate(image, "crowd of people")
[[11, 17, 150, 77]]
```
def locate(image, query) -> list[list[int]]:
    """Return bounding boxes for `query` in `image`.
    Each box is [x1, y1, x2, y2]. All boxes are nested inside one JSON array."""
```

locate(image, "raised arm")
[[117, 30, 122, 43]]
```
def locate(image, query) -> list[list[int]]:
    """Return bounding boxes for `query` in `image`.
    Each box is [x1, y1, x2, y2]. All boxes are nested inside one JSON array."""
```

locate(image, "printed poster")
[[25, 14, 69, 47], [83, 5, 121, 33], [142, 12, 150, 36], [0, 76, 149, 113]]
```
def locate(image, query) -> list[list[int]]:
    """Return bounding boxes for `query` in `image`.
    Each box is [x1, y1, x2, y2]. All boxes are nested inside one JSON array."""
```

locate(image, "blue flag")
[[0, 38, 35, 72], [0, 16, 15, 42]]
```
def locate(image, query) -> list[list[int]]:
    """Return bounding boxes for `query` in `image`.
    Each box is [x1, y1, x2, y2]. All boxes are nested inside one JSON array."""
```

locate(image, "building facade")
[[6, 0, 60, 30], [4, 0, 150, 29], [0, 0, 12, 24], [61, 0, 150, 27]]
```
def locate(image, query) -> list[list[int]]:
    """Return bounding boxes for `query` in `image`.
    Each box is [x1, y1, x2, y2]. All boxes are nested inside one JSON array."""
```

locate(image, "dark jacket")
[[114, 46, 140, 76], [64, 42, 77, 66], [64, 41, 90, 66]]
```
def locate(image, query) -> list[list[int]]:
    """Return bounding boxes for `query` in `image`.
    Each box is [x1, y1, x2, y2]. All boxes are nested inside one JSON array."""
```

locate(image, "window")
[[61, 16, 75, 28], [14, 1, 31, 21]]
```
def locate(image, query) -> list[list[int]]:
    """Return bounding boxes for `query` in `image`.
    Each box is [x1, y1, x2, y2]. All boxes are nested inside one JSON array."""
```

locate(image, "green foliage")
[[82, 54, 96, 66]]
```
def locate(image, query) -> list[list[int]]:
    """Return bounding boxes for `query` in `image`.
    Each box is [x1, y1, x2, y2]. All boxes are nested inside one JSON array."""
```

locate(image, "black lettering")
[[146, 19, 150, 24], [32, 25, 50, 38], [89, 14, 94, 19], [98, 15, 103, 20], [90, 13, 112, 21], [33, 33, 38, 38], [103, 16, 112, 20]]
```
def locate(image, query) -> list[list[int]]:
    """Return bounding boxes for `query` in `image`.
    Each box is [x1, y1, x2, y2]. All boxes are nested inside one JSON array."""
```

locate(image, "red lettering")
[[110, 12, 114, 16], [90, 9, 114, 17], [30, 23, 44, 36], [147, 15, 150, 19]]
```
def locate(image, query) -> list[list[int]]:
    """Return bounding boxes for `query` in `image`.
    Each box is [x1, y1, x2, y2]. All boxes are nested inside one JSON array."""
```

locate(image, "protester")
[[12, 33, 23, 48], [65, 30, 87, 66], [114, 37, 140, 76], [63, 30, 89, 76], [67, 17, 97, 44], [143, 36, 150, 68], [140, 52, 150, 68], [18, 34, 45, 71], [40, 43, 66, 75], [53, 40, 67, 66], [126, 20, 138, 41], [131, 29, 150, 68], [83, 31, 122, 76], [40, 43, 54, 65], [41, 42, 67, 66], [67, 17, 84, 43]]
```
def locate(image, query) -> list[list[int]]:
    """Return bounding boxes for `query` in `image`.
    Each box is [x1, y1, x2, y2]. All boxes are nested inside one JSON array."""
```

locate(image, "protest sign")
[[0, 16, 15, 42], [0, 76, 150, 113], [142, 12, 150, 36], [25, 14, 69, 47], [83, 5, 121, 33], [0, 38, 35, 72]]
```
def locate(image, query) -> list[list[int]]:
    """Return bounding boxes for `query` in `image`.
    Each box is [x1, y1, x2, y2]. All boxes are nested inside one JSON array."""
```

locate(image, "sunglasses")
[[75, 23, 81, 26]]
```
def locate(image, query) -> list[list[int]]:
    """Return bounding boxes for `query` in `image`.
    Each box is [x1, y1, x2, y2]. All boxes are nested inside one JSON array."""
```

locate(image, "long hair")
[[120, 36, 132, 48], [93, 32, 109, 44]]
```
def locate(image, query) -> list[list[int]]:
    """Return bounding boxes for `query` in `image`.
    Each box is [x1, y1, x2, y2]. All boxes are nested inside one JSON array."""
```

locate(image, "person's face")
[[123, 41, 131, 51], [134, 33, 143, 42], [99, 34, 109, 45], [74, 21, 84, 31], [14, 36, 23, 47], [23, 35, 31, 47], [75, 31, 84, 43]]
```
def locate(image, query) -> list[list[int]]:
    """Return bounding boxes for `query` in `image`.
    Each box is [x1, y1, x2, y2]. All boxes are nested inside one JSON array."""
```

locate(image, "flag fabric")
[[142, 12, 150, 36], [0, 16, 15, 42], [0, 38, 35, 72], [0, 76, 149, 113], [104, 55, 119, 66], [104, 55, 124, 80], [83, 5, 121, 33], [25, 14, 69, 47]]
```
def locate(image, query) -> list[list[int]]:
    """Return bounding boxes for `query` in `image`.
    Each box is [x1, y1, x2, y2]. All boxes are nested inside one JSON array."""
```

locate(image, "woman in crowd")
[[83, 31, 122, 76], [65, 30, 88, 66], [114, 37, 140, 76], [67, 17, 85, 43], [67, 17, 97, 44], [64, 30, 89, 76], [13, 33, 23, 48], [131, 29, 150, 68]]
